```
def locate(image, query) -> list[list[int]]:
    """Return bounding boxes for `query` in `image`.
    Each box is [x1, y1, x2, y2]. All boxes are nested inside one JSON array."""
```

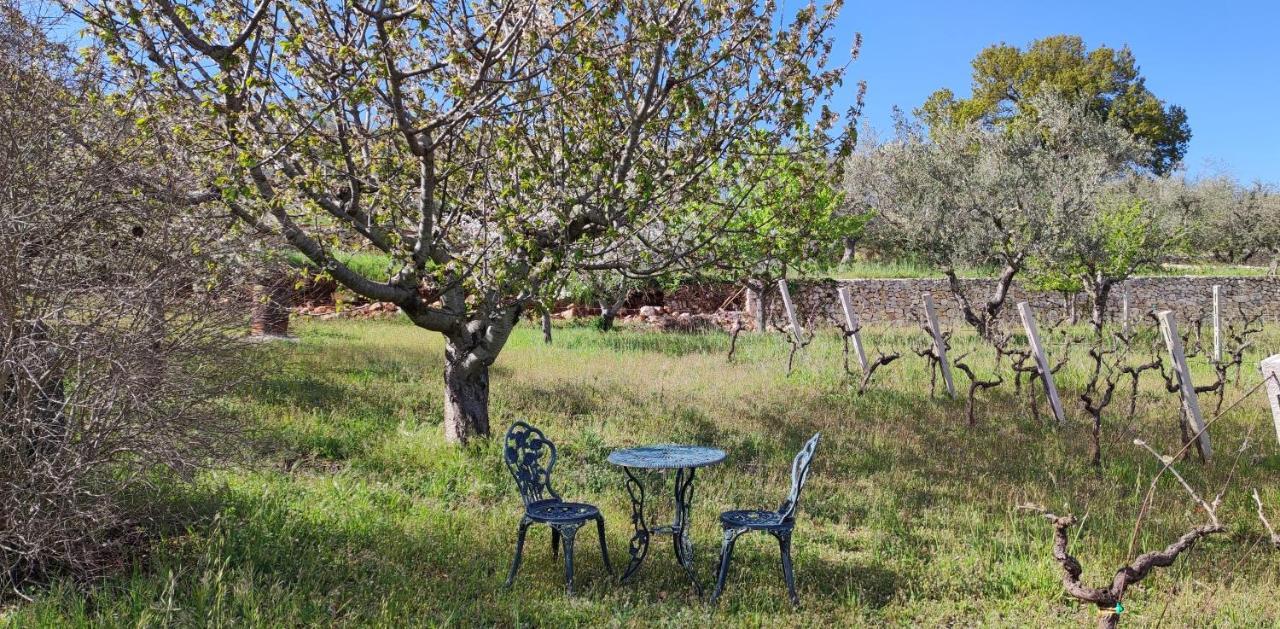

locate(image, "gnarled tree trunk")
[[839, 235, 857, 265], [944, 263, 1019, 341], [443, 337, 491, 444], [597, 307, 618, 332], [1088, 278, 1114, 336], [596, 284, 630, 332]]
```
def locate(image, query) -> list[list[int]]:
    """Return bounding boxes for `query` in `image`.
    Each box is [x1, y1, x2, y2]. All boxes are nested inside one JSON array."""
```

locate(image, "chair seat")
[[526, 500, 600, 522], [720, 509, 791, 529]]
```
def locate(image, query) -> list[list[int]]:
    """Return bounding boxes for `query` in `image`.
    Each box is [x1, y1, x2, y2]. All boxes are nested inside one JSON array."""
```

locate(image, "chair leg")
[[558, 523, 580, 595], [505, 516, 533, 588], [551, 527, 560, 560], [710, 527, 745, 605], [773, 529, 798, 606], [595, 515, 615, 577]]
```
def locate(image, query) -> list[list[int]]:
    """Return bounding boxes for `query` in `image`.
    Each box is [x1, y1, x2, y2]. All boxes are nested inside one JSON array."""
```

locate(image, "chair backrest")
[[777, 432, 821, 520], [503, 421, 560, 506]]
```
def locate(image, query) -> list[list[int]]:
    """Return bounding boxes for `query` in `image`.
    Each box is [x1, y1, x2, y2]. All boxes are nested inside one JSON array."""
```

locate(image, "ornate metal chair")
[[710, 432, 820, 606], [503, 421, 613, 594]]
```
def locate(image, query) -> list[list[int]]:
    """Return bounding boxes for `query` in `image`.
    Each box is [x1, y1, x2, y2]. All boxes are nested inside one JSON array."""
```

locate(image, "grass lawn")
[[280, 250, 1272, 285], [6, 318, 1280, 627], [822, 259, 1271, 280]]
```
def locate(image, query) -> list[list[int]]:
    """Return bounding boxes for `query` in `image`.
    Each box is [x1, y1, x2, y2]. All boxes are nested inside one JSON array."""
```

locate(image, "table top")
[[607, 444, 726, 469]]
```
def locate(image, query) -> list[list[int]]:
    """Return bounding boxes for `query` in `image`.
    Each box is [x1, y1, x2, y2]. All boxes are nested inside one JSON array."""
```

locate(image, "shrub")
[[0, 7, 248, 593]]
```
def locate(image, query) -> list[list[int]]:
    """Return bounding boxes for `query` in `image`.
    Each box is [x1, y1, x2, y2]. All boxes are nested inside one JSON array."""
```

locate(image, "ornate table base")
[[620, 466, 702, 595]]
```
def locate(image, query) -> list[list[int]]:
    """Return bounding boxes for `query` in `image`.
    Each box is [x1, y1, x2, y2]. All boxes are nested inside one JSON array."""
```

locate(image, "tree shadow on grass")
[[249, 374, 358, 412], [119, 485, 621, 626], [706, 540, 900, 613], [244, 370, 439, 462], [501, 380, 606, 419], [757, 384, 1066, 492], [807, 555, 901, 609]]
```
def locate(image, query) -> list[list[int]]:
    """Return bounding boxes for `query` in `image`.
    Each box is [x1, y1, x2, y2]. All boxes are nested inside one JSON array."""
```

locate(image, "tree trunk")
[[597, 287, 629, 332], [1089, 278, 1114, 336], [250, 268, 293, 336], [443, 340, 490, 444], [540, 306, 553, 344], [745, 279, 769, 332], [597, 307, 618, 332], [945, 264, 1017, 341], [839, 235, 857, 265]]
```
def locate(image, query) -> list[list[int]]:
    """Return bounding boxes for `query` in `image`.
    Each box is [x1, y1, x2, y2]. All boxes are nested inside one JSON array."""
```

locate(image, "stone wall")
[[749, 276, 1280, 330]]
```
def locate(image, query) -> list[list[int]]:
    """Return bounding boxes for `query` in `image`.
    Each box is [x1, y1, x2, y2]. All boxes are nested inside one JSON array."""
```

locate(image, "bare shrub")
[[0, 8, 248, 594]]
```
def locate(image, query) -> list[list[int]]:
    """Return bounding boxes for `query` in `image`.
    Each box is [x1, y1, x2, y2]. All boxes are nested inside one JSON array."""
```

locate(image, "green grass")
[[823, 259, 1272, 280], [282, 250, 1272, 285], [286, 250, 398, 283], [6, 318, 1280, 626], [1146, 263, 1272, 277]]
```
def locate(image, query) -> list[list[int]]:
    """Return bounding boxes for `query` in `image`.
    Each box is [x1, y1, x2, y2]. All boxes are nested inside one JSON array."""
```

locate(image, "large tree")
[[703, 130, 860, 331], [920, 35, 1189, 174], [845, 94, 1141, 340], [1038, 190, 1178, 334], [80, 0, 850, 443]]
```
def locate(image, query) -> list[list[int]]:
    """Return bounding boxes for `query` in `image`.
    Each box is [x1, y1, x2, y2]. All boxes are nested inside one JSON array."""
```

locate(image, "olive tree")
[[844, 94, 1141, 340], [1048, 190, 1179, 334], [1256, 185, 1280, 275], [1176, 176, 1280, 270], [79, 0, 851, 442]]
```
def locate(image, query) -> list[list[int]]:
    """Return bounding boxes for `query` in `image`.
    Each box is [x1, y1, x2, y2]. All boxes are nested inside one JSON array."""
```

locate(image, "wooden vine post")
[[838, 286, 869, 373], [1120, 282, 1131, 336], [1157, 310, 1213, 460], [921, 292, 955, 398], [1261, 354, 1280, 446], [1212, 284, 1223, 363], [776, 279, 811, 375], [776, 279, 804, 345], [1017, 301, 1066, 424]]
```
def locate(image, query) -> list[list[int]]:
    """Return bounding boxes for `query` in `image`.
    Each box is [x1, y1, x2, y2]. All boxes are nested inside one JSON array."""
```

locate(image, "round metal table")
[[607, 444, 726, 595]]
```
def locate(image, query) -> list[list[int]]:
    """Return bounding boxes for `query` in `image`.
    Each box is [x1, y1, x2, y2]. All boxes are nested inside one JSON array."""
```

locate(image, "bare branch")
[[1253, 489, 1280, 550]]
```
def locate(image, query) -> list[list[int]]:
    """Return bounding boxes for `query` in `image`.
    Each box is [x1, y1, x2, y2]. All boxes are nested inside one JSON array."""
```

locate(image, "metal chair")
[[503, 421, 613, 594], [710, 432, 821, 606]]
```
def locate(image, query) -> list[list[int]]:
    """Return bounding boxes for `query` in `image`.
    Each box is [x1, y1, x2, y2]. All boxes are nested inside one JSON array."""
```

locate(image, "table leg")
[[620, 466, 649, 581], [673, 467, 702, 596]]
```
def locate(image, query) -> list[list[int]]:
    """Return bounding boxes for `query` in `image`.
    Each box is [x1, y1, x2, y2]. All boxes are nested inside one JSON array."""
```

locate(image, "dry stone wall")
[[287, 274, 1280, 331], [752, 276, 1280, 330]]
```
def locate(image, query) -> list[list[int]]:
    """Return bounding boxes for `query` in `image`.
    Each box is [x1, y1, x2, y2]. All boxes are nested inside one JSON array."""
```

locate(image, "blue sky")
[[825, 0, 1280, 182]]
